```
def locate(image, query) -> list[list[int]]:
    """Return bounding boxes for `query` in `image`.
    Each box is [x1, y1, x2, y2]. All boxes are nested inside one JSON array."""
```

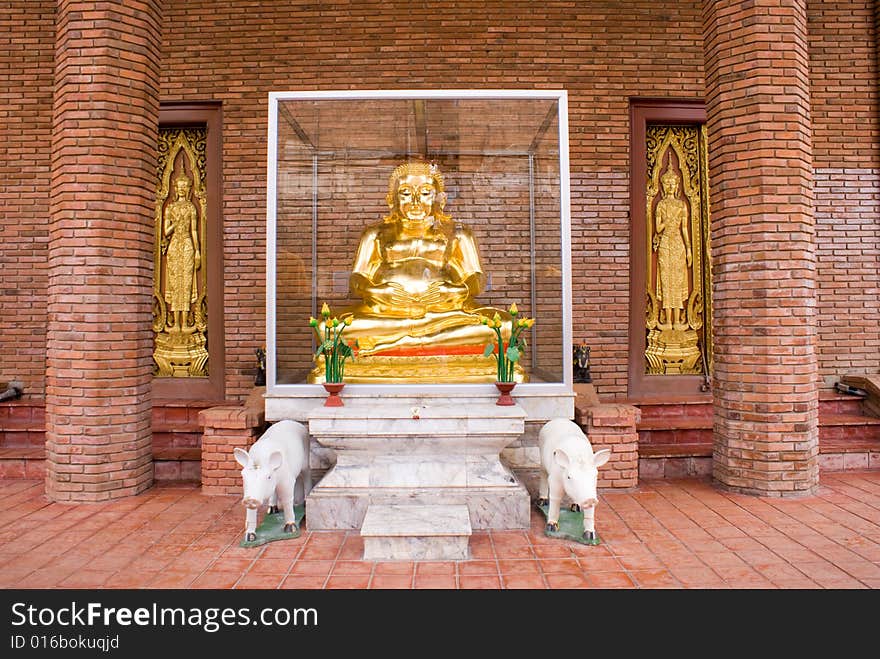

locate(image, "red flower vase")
[[323, 382, 345, 407], [495, 381, 516, 406]]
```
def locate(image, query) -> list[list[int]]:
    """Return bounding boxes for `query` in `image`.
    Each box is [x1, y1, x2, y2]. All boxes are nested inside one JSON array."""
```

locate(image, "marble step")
[[360, 504, 472, 561]]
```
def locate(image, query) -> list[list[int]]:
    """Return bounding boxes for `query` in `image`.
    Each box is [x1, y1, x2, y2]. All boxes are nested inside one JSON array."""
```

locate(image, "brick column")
[[583, 405, 641, 489], [702, 0, 819, 496], [199, 405, 266, 496], [46, 1, 162, 501]]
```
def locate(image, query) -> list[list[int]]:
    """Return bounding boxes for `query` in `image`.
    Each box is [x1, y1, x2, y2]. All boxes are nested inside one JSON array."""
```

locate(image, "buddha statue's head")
[[173, 172, 192, 198], [660, 164, 679, 197], [385, 161, 450, 225]]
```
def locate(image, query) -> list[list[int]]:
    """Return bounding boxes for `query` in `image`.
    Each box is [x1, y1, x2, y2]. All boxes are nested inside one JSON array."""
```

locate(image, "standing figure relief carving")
[[644, 125, 710, 377], [653, 164, 692, 331], [153, 127, 209, 378], [163, 173, 201, 332]]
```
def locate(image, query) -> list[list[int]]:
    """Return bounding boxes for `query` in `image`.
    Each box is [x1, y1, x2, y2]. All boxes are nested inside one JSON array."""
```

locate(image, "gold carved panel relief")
[[645, 125, 712, 376], [152, 127, 209, 377]]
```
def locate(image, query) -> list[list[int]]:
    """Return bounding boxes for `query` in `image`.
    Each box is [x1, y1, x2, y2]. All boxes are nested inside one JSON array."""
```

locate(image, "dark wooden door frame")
[[628, 98, 708, 400], [154, 102, 225, 401]]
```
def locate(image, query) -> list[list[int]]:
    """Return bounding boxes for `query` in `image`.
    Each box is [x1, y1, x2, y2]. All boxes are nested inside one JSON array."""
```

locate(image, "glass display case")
[[266, 90, 572, 394]]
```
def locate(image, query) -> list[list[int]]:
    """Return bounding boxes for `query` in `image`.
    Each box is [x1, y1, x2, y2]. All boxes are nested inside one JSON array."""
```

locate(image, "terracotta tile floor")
[[1, 471, 879, 589]]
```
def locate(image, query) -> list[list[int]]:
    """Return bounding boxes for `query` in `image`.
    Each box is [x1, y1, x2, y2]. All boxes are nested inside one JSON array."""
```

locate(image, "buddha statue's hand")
[[419, 280, 470, 312], [364, 282, 426, 317]]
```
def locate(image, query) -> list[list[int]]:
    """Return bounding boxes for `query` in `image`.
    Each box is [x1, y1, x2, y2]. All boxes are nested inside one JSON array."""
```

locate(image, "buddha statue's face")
[[175, 178, 191, 198], [395, 174, 437, 223], [661, 174, 678, 198]]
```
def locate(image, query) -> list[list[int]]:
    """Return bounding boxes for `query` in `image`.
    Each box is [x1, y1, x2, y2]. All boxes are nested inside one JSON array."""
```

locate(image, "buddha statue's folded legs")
[[341, 306, 510, 356], [306, 306, 525, 384]]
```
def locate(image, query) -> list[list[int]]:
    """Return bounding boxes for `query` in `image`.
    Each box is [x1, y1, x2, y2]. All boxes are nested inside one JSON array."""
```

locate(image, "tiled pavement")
[[1, 472, 878, 589]]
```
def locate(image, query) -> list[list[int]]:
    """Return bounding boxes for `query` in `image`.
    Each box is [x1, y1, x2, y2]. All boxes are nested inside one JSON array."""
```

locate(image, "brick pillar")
[[582, 404, 641, 489], [702, 0, 819, 496], [46, 1, 162, 501], [199, 405, 266, 496]]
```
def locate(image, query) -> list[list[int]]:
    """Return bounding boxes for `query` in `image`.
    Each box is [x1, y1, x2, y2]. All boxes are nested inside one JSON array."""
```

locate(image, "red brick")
[[703, 0, 820, 496], [199, 402, 264, 494], [43, 0, 162, 502], [2, 1, 877, 500]]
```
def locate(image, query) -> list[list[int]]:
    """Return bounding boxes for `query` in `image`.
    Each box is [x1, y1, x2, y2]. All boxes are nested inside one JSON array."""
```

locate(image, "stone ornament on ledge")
[[573, 341, 592, 383]]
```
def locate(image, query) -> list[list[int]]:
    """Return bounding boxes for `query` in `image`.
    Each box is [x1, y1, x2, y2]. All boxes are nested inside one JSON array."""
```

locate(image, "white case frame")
[[266, 89, 573, 396]]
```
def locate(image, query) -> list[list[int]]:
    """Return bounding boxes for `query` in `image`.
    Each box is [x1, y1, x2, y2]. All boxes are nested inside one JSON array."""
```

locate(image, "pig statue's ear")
[[268, 450, 284, 471], [233, 448, 250, 468], [593, 448, 611, 467], [553, 448, 571, 469]]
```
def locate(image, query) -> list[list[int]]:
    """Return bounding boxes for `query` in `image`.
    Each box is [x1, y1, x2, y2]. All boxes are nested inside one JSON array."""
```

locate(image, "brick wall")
[[809, 1, 879, 169], [809, 1, 880, 382], [159, 0, 707, 398], [814, 170, 880, 381], [0, 0, 877, 407], [0, 1, 54, 397], [199, 404, 265, 496], [585, 404, 641, 489]]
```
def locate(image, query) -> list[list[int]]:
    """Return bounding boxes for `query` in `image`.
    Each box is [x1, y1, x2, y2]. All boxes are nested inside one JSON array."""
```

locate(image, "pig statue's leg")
[[582, 503, 597, 542], [281, 492, 297, 534], [245, 507, 258, 542], [294, 469, 311, 506], [299, 434, 313, 502], [537, 469, 549, 508], [268, 490, 279, 515], [293, 473, 303, 505], [546, 481, 563, 533], [302, 465, 312, 500]]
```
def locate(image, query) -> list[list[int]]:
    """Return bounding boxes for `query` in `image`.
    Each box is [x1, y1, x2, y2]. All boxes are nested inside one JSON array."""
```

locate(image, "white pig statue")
[[234, 419, 312, 542], [537, 417, 611, 542]]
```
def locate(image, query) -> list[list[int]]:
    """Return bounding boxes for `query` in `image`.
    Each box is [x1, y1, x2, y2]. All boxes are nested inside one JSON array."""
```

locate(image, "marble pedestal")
[[305, 403, 530, 532], [361, 504, 471, 561]]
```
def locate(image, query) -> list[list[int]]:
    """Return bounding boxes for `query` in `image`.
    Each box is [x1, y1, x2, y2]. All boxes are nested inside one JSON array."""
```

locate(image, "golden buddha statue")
[[163, 173, 201, 332], [307, 161, 524, 384], [653, 164, 692, 331]]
